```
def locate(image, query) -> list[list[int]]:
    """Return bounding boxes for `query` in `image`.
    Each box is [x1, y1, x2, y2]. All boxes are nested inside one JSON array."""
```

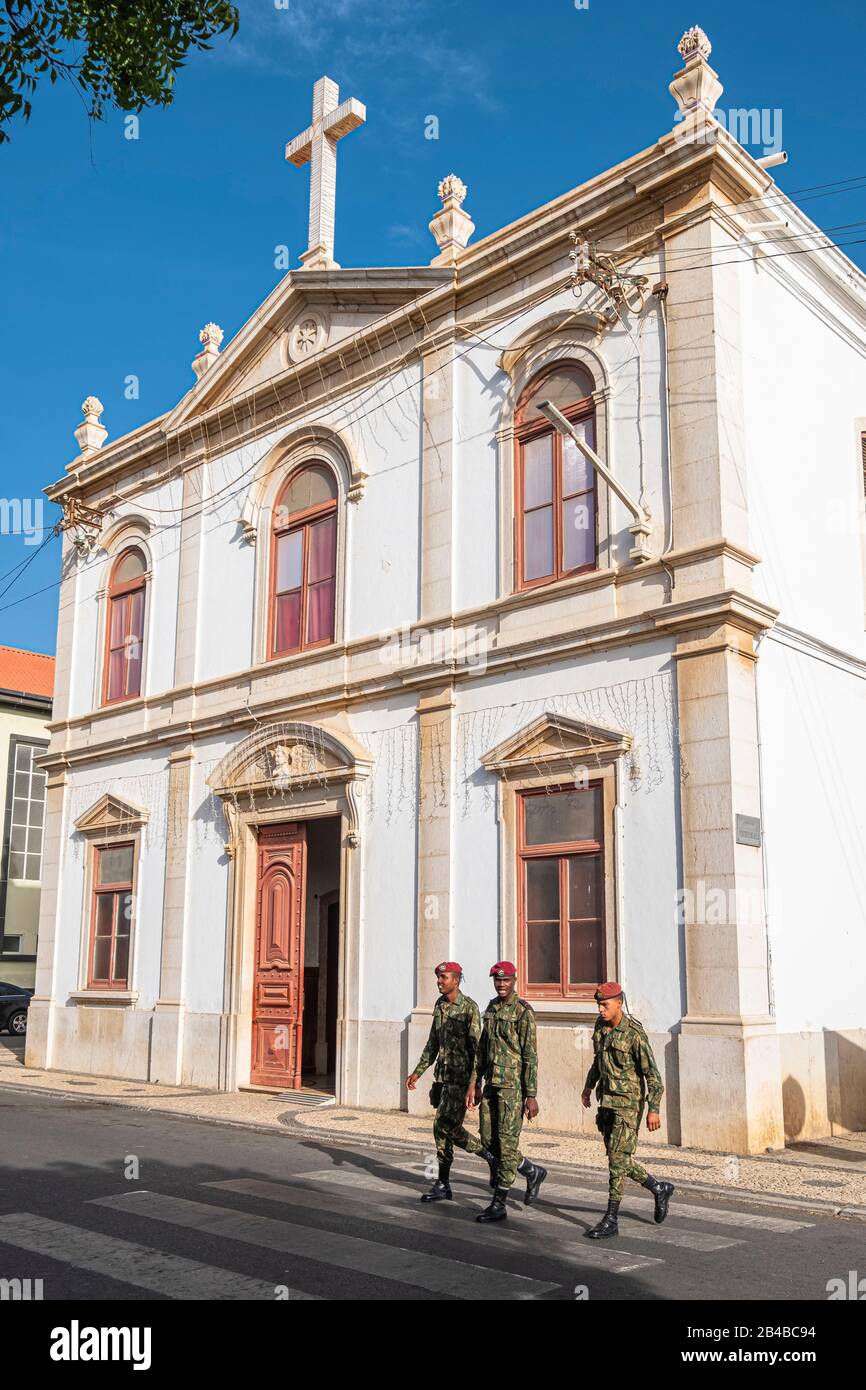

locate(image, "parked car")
[[0, 982, 33, 1035]]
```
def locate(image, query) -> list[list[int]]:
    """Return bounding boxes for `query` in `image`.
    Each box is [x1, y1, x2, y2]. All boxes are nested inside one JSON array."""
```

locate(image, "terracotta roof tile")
[[0, 645, 55, 700]]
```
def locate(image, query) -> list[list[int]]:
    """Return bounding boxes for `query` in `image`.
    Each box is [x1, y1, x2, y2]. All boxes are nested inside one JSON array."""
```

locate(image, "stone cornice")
[[46, 121, 866, 525], [46, 123, 816, 505], [41, 574, 776, 772]]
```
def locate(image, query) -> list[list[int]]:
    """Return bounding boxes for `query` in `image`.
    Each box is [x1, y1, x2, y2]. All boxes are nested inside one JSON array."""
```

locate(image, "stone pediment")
[[207, 720, 373, 796], [74, 793, 149, 836], [481, 712, 631, 774], [163, 267, 453, 432]]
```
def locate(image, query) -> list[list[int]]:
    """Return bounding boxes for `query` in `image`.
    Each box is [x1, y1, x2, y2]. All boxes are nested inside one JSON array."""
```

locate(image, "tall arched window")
[[103, 547, 147, 703], [515, 364, 597, 590], [270, 463, 338, 658]]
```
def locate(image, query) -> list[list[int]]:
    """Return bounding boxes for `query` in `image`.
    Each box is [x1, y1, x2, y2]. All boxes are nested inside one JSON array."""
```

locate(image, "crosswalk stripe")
[[90, 1191, 560, 1300], [206, 1178, 663, 1275], [541, 1184, 814, 1233], [517, 1202, 741, 1251], [378, 1158, 813, 1234], [0, 1211, 308, 1301], [286, 1168, 741, 1252]]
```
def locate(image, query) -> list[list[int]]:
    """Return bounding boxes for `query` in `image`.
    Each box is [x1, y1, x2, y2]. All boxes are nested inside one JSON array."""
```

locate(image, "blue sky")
[[2, 0, 865, 656]]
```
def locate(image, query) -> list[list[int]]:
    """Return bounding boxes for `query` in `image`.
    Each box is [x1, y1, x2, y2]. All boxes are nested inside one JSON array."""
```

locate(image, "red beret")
[[490, 961, 517, 978], [594, 981, 623, 1000], [435, 961, 462, 975]]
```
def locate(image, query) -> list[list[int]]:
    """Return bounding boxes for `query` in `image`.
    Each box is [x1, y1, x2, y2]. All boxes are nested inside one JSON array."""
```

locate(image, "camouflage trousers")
[[434, 1082, 484, 1165], [597, 1105, 648, 1201], [479, 1084, 525, 1189]]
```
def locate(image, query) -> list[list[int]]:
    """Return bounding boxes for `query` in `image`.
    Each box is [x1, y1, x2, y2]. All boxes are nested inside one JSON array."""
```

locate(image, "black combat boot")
[[475, 1185, 509, 1223], [420, 1161, 452, 1202], [479, 1146, 499, 1190], [585, 1200, 620, 1239], [643, 1173, 675, 1223], [517, 1156, 548, 1206]]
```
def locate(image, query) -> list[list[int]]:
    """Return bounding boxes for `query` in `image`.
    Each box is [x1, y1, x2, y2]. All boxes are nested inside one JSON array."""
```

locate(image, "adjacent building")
[[0, 645, 54, 988], [26, 30, 866, 1151]]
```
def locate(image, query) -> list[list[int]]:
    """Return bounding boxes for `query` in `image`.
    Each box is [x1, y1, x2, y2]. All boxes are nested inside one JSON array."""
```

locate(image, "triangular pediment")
[[164, 266, 453, 431], [481, 712, 631, 773], [74, 793, 149, 835]]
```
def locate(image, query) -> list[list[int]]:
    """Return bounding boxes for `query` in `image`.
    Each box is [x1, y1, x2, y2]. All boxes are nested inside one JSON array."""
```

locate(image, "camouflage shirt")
[[412, 991, 481, 1087], [475, 993, 538, 1097], [584, 1014, 664, 1113]]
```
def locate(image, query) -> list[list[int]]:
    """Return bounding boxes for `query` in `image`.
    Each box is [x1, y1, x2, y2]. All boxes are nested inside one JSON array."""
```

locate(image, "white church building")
[[28, 29, 866, 1153]]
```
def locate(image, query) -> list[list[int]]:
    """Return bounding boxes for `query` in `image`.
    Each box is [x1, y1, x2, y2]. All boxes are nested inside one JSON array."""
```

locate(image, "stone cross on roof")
[[285, 75, 366, 271]]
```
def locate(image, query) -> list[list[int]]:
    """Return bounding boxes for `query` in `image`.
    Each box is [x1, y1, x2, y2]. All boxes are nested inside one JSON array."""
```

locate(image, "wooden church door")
[[251, 823, 307, 1088]]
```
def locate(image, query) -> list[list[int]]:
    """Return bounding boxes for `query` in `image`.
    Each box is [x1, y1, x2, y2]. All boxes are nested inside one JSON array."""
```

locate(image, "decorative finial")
[[437, 174, 467, 206], [199, 322, 224, 349], [670, 24, 723, 123], [192, 322, 224, 380], [74, 396, 107, 455], [677, 26, 712, 61], [429, 173, 474, 265]]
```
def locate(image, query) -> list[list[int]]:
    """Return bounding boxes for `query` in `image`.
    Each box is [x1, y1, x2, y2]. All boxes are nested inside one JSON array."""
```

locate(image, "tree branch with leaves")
[[0, 0, 239, 142]]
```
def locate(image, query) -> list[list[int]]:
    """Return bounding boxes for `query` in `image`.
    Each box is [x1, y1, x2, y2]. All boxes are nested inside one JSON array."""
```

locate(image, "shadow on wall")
[[782, 1030, 866, 1140]]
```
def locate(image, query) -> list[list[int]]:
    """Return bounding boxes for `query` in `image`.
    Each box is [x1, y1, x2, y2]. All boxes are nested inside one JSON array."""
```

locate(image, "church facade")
[[27, 30, 866, 1153]]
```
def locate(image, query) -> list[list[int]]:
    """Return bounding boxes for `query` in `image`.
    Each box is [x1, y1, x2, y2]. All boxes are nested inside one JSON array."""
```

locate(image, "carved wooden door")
[[251, 823, 307, 1088]]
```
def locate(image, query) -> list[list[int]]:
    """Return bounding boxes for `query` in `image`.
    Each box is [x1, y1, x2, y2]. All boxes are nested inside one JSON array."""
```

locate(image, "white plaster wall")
[[67, 478, 182, 719], [740, 256, 866, 656], [195, 365, 424, 684], [757, 635, 866, 1034], [348, 695, 419, 1025], [183, 741, 233, 1016], [452, 641, 681, 1033]]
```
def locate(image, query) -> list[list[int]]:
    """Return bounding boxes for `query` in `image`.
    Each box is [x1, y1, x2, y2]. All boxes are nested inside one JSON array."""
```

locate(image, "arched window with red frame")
[[270, 463, 338, 658], [515, 364, 597, 590], [103, 547, 147, 704]]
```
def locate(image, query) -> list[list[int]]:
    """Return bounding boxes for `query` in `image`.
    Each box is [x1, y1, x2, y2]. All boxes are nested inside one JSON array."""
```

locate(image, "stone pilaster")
[[173, 463, 206, 687], [50, 532, 78, 723], [407, 310, 458, 1113], [659, 184, 754, 599], [407, 685, 455, 1115], [150, 748, 192, 1083], [675, 620, 784, 1153]]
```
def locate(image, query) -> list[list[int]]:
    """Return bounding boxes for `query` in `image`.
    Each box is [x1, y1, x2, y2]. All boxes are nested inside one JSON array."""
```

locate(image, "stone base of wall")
[[24, 1004, 866, 1150], [779, 1029, 866, 1140]]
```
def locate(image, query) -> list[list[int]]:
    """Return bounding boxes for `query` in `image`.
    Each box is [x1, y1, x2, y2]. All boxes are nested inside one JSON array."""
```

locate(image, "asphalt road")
[[0, 1086, 861, 1302]]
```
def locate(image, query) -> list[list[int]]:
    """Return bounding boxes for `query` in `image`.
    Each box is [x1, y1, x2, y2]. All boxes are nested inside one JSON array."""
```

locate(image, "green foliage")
[[0, 0, 239, 142]]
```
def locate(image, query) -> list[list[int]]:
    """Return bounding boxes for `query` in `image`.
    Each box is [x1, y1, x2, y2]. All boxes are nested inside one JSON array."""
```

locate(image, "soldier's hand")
[[406, 1074, 418, 1091], [581, 1087, 592, 1108], [647, 1111, 661, 1132], [524, 1097, 539, 1121], [466, 1083, 482, 1110]]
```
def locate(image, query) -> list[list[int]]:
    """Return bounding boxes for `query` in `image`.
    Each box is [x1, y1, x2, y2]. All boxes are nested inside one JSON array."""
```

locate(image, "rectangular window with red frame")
[[518, 784, 605, 1000], [88, 843, 134, 989]]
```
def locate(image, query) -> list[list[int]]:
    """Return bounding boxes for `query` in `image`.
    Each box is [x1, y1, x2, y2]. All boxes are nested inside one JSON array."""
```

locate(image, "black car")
[[0, 982, 33, 1036]]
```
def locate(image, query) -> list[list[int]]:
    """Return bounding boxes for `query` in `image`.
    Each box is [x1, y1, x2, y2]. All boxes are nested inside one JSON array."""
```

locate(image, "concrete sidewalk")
[[2, 1040, 865, 1217]]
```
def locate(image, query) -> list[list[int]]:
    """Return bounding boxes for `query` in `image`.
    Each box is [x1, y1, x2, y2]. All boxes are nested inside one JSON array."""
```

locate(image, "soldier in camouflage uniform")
[[466, 961, 547, 1223], [407, 961, 498, 1202], [581, 980, 675, 1239]]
